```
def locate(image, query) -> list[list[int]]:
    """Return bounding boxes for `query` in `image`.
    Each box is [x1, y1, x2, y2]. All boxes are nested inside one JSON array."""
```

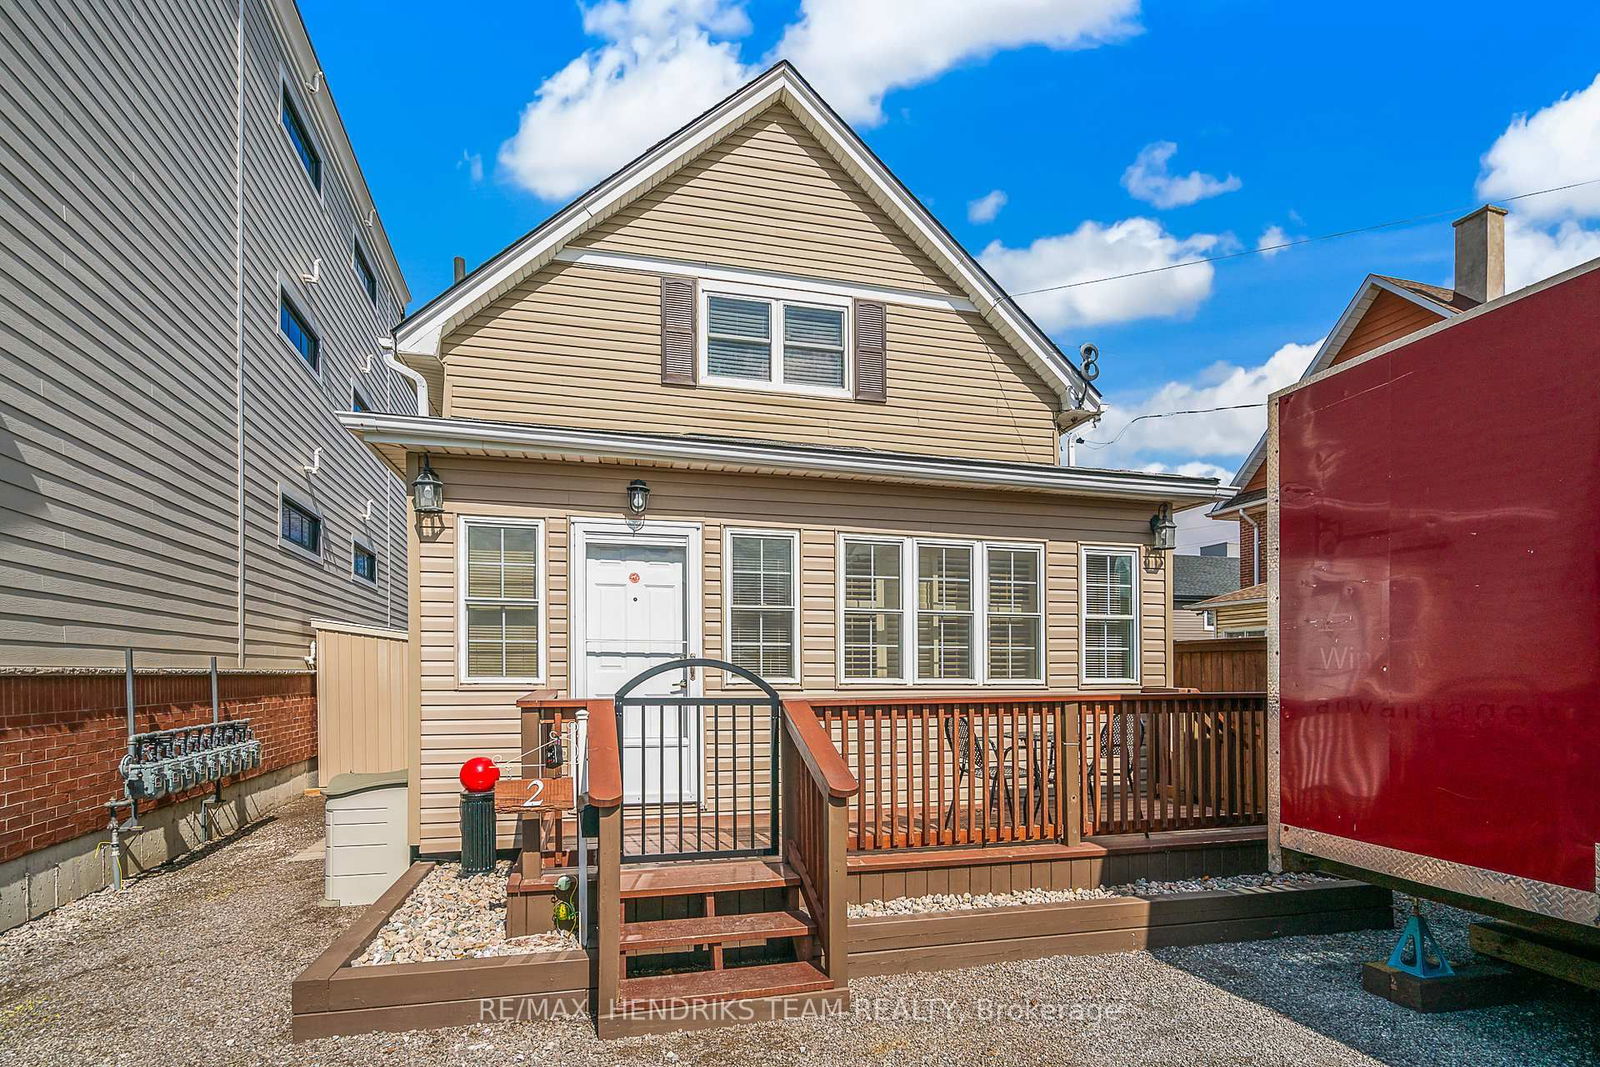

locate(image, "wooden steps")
[[616, 961, 832, 1010], [619, 857, 798, 898], [621, 909, 815, 952]]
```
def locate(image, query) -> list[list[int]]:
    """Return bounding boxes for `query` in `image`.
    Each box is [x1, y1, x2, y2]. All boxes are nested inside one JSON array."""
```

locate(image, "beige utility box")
[[323, 770, 409, 906]]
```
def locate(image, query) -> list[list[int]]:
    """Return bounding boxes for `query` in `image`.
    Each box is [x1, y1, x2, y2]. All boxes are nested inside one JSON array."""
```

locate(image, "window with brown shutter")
[[660, 276, 697, 384], [853, 300, 886, 402]]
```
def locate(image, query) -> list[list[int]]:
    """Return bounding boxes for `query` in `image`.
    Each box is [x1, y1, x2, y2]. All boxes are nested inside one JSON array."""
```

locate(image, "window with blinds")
[[727, 531, 798, 681], [987, 546, 1043, 681], [1082, 548, 1137, 682], [461, 519, 543, 682], [702, 288, 848, 395], [917, 544, 974, 681], [840, 538, 1048, 685], [841, 540, 903, 680]]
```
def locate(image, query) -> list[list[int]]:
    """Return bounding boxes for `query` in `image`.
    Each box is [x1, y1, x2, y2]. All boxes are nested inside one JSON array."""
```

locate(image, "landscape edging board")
[[847, 880, 1392, 976], [291, 860, 593, 1040]]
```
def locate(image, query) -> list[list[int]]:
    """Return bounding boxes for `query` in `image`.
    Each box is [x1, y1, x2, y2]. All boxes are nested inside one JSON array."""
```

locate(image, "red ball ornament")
[[459, 756, 500, 794]]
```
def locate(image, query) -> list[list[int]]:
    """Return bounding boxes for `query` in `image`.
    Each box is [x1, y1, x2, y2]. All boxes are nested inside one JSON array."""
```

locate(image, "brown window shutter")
[[853, 300, 886, 402], [660, 276, 697, 385]]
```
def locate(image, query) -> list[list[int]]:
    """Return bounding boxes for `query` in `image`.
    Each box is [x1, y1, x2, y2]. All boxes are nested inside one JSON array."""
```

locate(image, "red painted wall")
[[0, 673, 315, 864], [1278, 265, 1600, 894]]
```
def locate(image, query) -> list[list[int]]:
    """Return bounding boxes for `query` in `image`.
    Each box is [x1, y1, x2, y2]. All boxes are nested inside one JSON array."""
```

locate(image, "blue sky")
[[304, 0, 1600, 480]]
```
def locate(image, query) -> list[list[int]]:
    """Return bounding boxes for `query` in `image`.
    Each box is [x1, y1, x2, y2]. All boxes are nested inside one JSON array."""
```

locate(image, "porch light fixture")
[[1149, 503, 1177, 551], [412, 455, 444, 514], [625, 479, 651, 517]]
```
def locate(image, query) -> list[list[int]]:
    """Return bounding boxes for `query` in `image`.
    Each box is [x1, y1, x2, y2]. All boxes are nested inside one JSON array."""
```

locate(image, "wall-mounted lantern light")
[[1149, 503, 1177, 551], [412, 455, 444, 514], [626, 479, 651, 517]]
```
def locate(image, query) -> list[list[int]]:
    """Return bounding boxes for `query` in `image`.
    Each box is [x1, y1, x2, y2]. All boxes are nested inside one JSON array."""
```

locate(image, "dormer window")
[[700, 286, 849, 397]]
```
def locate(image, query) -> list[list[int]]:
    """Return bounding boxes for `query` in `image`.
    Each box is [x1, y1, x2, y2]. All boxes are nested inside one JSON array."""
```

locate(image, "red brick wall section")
[[1238, 517, 1257, 586], [0, 672, 315, 865]]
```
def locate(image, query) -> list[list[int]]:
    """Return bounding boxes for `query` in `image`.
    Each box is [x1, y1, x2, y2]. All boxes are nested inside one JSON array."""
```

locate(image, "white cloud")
[[1121, 141, 1241, 209], [1138, 460, 1233, 480], [776, 0, 1141, 125], [967, 189, 1008, 224], [458, 150, 484, 183], [1078, 339, 1321, 473], [1256, 224, 1290, 257], [1505, 215, 1600, 291], [498, 1, 752, 200], [1477, 72, 1600, 222], [980, 218, 1221, 331]]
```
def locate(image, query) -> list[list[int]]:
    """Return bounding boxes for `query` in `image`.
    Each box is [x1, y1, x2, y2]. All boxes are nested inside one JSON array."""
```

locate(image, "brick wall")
[[0, 671, 315, 864], [1238, 515, 1259, 586]]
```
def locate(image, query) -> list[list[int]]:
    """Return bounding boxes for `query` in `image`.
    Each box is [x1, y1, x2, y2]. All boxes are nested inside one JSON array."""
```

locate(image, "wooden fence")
[[1173, 637, 1267, 692], [312, 620, 410, 786], [807, 693, 1267, 848]]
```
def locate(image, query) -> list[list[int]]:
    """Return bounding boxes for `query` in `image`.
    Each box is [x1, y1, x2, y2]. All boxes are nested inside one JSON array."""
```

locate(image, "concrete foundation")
[[0, 758, 317, 933]]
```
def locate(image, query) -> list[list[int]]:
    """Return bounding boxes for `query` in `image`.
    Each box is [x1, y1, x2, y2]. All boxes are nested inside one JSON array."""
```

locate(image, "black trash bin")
[[459, 789, 496, 874]]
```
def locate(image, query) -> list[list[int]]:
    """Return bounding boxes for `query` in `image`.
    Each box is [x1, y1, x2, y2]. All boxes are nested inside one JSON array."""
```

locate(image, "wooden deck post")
[[1061, 701, 1083, 847], [594, 802, 621, 1018], [824, 792, 850, 987]]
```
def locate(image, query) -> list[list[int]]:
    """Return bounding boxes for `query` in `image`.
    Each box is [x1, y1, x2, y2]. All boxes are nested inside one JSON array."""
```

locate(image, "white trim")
[[569, 518, 704, 699], [722, 527, 802, 686], [1078, 544, 1142, 687], [309, 618, 407, 641], [456, 515, 547, 687], [698, 284, 852, 399], [835, 534, 1049, 687], [553, 247, 976, 313], [391, 64, 1096, 416], [339, 412, 1226, 504], [276, 483, 326, 565]]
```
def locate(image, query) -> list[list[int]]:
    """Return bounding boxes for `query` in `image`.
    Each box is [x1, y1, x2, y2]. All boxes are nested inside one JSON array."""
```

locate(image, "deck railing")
[[779, 700, 857, 987], [806, 692, 1266, 849], [1079, 693, 1267, 836]]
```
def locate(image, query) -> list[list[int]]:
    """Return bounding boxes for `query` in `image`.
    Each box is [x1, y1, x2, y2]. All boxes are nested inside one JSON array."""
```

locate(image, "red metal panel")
[[1279, 265, 1600, 894]]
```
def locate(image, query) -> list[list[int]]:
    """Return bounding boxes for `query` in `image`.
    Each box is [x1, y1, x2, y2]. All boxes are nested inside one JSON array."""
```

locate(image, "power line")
[[1077, 403, 1265, 450], [1005, 176, 1600, 299]]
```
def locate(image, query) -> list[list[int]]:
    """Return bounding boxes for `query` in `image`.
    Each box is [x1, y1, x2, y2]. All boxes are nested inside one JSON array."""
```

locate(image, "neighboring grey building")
[[1172, 554, 1239, 641], [1, 0, 415, 669]]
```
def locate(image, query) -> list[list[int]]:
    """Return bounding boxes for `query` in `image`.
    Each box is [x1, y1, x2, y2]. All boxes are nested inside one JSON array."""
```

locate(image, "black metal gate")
[[612, 658, 781, 863]]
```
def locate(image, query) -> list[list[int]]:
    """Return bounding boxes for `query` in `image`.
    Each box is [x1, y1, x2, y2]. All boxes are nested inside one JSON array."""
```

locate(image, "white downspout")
[[378, 337, 431, 416]]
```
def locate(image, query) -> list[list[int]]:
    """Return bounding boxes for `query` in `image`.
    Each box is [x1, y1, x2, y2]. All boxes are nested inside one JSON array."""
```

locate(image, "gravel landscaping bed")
[[353, 861, 576, 966], [850, 870, 1331, 917], [3, 793, 1595, 1067]]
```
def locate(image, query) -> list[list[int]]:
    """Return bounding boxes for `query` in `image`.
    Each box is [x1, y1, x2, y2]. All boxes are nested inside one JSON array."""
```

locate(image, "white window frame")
[[351, 230, 380, 307], [457, 516, 547, 686], [980, 541, 1046, 685], [1201, 608, 1216, 632], [277, 70, 325, 200], [835, 535, 1047, 687], [350, 533, 379, 585], [698, 281, 852, 399], [276, 484, 325, 565], [276, 272, 323, 380], [1079, 545, 1142, 687], [722, 527, 801, 686]]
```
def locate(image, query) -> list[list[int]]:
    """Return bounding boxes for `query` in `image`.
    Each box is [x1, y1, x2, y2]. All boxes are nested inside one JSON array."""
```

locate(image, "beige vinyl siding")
[[1172, 607, 1217, 641], [0, 0, 409, 669], [312, 621, 410, 784], [412, 455, 1170, 853], [576, 105, 956, 295], [1215, 600, 1267, 634], [442, 261, 1060, 463]]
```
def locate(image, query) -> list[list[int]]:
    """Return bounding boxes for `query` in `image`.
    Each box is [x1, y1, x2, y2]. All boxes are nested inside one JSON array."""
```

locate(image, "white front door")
[[582, 540, 696, 804]]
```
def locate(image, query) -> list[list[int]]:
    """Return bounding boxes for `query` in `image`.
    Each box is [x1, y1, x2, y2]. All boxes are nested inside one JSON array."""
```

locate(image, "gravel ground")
[[354, 861, 576, 966], [850, 871, 1329, 917], [1, 794, 1595, 1067]]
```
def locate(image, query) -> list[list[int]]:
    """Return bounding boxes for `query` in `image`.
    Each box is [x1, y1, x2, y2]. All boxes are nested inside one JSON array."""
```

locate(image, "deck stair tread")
[[621, 909, 814, 952], [620, 858, 797, 898], [616, 961, 832, 1009]]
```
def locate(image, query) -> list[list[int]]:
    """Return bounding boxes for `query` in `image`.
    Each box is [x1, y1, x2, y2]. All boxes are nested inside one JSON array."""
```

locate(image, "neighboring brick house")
[[1203, 206, 1505, 635]]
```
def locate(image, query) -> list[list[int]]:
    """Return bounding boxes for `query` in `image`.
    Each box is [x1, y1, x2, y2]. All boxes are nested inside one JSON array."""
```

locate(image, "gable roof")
[[392, 62, 1098, 420], [1217, 273, 1469, 500], [1173, 554, 1240, 603], [1192, 582, 1266, 610]]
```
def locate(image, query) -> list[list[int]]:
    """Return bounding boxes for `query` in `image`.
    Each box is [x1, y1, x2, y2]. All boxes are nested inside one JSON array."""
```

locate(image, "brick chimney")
[[1452, 204, 1506, 305]]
